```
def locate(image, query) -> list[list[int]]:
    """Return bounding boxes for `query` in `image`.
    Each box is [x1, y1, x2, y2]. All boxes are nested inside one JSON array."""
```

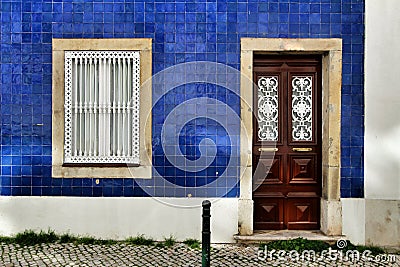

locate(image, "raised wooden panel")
[[296, 205, 310, 221], [289, 155, 317, 184], [254, 156, 282, 185], [253, 197, 284, 230], [286, 198, 319, 230]]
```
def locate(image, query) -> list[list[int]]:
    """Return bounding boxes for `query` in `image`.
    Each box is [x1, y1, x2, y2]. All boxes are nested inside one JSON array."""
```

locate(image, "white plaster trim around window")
[[52, 38, 152, 178]]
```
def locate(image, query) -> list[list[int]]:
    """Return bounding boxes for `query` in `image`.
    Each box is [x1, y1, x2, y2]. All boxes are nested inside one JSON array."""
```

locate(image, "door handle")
[[258, 147, 278, 152], [292, 147, 313, 152]]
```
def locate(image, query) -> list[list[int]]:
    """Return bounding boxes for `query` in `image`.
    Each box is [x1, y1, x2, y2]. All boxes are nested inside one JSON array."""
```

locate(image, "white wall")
[[0, 197, 238, 243], [356, 0, 400, 246], [365, 0, 400, 200], [341, 199, 365, 245]]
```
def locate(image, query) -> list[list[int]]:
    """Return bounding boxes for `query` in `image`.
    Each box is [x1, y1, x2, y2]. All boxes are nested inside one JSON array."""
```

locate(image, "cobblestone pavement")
[[0, 243, 399, 267]]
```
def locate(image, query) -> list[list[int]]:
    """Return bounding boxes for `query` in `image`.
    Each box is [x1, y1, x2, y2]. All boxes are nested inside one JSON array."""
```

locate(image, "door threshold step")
[[234, 230, 345, 244]]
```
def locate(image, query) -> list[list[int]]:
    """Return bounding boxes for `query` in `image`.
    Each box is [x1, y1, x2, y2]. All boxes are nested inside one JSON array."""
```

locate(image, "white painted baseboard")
[[342, 198, 400, 246], [0, 197, 238, 243]]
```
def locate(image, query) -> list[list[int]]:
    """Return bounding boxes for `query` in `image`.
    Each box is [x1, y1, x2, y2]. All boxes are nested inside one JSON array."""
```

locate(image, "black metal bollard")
[[202, 200, 211, 267]]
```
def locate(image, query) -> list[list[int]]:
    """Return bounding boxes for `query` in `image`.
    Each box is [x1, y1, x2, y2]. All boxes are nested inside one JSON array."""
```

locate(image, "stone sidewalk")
[[0, 242, 399, 267]]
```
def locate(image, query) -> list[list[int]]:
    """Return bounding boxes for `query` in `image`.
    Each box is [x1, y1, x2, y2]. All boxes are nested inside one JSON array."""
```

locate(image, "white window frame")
[[52, 39, 152, 178]]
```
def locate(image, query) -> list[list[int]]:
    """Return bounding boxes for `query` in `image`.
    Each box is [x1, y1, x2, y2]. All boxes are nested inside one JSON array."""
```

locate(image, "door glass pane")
[[257, 76, 278, 141], [292, 76, 313, 141]]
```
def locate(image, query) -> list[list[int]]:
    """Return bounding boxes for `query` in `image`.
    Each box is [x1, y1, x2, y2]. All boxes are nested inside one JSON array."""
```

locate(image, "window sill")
[[52, 164, 151, 179], [62, 163, 140, 168]]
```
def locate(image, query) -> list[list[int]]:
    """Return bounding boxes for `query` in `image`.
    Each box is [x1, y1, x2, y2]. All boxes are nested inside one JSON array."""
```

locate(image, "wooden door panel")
[[253, 156, 283, 185], [253, 55, 322, 231], [289, 155, 317, 184], [286, 198, 319, 230], [254, 197, 284, 230]]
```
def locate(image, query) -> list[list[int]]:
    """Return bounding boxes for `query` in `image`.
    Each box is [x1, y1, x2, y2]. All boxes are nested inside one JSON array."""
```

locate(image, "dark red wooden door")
[[253, 55, 322, 230]]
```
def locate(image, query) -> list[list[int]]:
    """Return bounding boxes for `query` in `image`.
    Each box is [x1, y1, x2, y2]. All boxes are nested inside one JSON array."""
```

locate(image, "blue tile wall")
[[0, 0, 364, 198]]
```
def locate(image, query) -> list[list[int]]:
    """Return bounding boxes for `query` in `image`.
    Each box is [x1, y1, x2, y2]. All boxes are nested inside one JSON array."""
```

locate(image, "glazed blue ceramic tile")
[[0, 0, 365, 198]]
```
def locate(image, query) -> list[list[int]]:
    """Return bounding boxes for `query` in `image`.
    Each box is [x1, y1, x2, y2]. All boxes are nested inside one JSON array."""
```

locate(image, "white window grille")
[[64, 51, 140, 164], [292, 76, 313, 141]]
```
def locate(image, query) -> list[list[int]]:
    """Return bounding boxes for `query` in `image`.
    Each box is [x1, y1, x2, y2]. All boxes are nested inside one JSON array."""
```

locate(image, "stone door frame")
[[239, 38, 342, 236]]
